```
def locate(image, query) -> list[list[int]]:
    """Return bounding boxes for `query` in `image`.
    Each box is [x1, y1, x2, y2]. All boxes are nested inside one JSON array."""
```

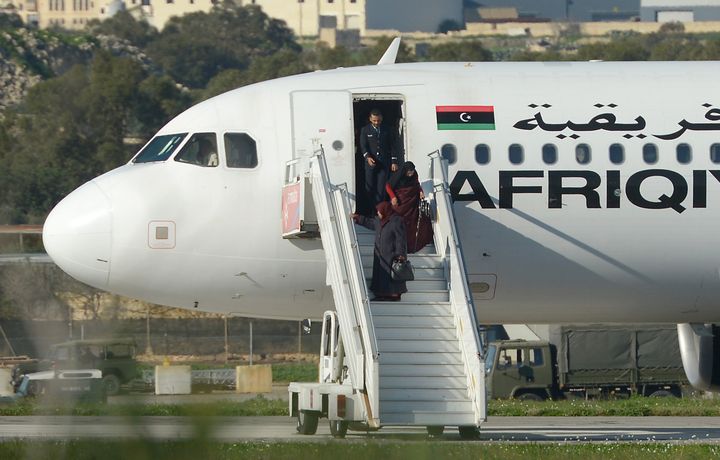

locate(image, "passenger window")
[[53, 346, 70, 361], [175, 133, 219, 167], [643, 143, 658, 164], [508, 144, 523, 165], [711, 144, 720, 163], [575, 144, 591, 164], [475, 144, 490, 164], [542, 144, 557, 165], [497, 348, 521, 369], [441, 144, 457, 164], [677, 143, 692, 164], [107, 344, 134, 359], [133, 133, 187, 163], [225, 133, 258, 168], [526, 348, 544, 366], [609, 143, 624, 165]]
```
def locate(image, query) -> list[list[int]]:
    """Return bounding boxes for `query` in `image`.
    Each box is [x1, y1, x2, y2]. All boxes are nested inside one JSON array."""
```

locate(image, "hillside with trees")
[[1, 6, 720, 228]]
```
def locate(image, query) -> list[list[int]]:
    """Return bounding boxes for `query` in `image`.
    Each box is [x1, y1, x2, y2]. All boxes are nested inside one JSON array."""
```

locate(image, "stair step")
[[358, 242, 436, 256], [380, 376, 467, 389], [371, 302, 452, 316], [378, 339, 460, 353], [380, 400, 474, 413], [375, 326, 457, 341], [409, 291, 449, 302], [367, 278, 446, 291], [380, 352, 464, 365], [363, 266, 444, 280], [380, 363, 465, 377], [373, 315, 455, 328], [361, 254, 443, 269], [380, 388, 470, 401], [379, 411, 476, 426]]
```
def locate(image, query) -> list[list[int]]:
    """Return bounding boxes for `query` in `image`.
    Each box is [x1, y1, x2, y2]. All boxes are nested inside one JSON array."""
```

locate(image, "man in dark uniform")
[[360, 109, 400, 214]]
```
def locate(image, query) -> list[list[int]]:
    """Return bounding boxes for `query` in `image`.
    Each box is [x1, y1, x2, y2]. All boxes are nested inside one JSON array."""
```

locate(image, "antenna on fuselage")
[[377, 37, 401, 65]]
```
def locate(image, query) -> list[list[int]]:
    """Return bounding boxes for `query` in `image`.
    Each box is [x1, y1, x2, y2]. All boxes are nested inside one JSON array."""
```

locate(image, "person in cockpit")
[[197, 138, 219, 167]]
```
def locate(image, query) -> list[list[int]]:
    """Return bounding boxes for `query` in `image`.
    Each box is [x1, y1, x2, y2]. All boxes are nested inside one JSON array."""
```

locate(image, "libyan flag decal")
[[436, 105, 495, 130]]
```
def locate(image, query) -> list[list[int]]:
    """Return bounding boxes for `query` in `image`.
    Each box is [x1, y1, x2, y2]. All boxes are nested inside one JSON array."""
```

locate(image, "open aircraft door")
[[283, 91, 355, 238], [291, 91, 355, 192]]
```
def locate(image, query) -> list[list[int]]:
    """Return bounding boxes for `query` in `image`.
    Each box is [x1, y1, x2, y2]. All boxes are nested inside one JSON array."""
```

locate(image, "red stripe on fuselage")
[[436, 105, 494, 112]]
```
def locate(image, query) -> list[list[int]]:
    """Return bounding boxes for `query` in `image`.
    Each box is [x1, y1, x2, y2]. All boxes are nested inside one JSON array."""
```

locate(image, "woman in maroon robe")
[[353, 202, 408, 301], [385, 161, 434, 253]]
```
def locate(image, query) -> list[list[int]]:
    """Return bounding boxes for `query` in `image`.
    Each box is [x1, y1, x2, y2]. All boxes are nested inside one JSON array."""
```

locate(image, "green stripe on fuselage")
[[436, 123, 495, 130]]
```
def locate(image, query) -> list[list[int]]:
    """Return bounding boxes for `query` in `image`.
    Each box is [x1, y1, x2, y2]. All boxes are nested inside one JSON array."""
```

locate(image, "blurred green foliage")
[[0, 441, 719, 460]]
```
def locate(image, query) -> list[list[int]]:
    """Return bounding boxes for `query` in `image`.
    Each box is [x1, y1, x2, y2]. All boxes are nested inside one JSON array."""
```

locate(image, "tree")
[[0, 51, 190, 224], [576, 38, 650, 61], [86, 10, 158, 48], [658, 21, 685, 35], [426, 40, 493, 62], [0, 12, 23, 29], [437, 19, 463, 34], [147, 4, 300, 89]]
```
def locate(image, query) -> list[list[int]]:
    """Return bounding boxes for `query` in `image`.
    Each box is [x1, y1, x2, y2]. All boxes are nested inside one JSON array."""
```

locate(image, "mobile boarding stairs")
[[286, 149, 486, 438]]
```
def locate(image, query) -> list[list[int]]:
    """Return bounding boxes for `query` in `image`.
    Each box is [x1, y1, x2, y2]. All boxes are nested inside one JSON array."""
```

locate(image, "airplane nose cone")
[[43, 181, 112, 289]]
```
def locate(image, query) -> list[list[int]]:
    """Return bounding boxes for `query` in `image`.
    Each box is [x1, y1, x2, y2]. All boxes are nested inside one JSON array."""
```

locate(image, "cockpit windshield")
[[133, 133, 188, 163]]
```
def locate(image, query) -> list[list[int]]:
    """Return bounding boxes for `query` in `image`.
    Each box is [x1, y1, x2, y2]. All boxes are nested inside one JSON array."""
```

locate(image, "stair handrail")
[[427, 150, 486, 425], [309, 148, 380, 427]]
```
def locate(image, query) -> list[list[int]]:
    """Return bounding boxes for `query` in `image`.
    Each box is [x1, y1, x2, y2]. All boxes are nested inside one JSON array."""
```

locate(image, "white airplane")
[[42, 45, 720, 396]]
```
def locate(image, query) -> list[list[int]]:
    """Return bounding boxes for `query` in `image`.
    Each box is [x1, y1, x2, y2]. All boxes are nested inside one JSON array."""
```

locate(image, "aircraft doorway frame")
[[352, 95, 407, 215]]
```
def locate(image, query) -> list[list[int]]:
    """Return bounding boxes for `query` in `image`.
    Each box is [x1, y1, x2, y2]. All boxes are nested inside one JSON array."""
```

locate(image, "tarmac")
[[2, 415, 720, 442]]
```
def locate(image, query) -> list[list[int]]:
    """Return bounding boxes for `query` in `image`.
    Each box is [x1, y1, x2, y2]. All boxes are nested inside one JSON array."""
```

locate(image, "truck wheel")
[[102, 374, 121, 396], [516, 392, 545, 401], [649, 390, 676, 398], [458, 426, 480, 440], [426, 426, 444, 437], [296, 411, 319, 435], [329, 420, 348, 438]]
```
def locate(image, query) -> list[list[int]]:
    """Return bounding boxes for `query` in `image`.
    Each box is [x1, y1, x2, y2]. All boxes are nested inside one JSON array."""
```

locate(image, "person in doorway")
[[386, 161, 433, 253], [359, 109, 399, 214], [353, 202, 408, 301]]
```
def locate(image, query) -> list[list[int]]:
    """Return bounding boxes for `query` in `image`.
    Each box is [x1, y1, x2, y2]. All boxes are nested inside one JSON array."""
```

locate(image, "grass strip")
[[3, 396, 720, 417], [1, 441, 719, 460]]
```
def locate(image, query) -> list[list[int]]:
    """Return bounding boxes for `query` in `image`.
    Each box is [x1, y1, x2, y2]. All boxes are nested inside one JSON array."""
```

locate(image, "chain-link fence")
[[0, 317, 322, 360]]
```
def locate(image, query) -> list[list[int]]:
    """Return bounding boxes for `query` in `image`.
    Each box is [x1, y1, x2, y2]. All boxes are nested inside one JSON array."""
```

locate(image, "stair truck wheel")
[[458, 426, 480, 440], [296, 410, 319, 435], [329, 420, 349, 438], [426, 426, 445, 437]]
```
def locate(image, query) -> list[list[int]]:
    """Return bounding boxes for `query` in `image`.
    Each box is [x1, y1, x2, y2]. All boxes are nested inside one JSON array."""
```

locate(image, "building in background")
[[467, 0, 640, 22], [236, 0, 463, 37], [640, 0, 720, 21]]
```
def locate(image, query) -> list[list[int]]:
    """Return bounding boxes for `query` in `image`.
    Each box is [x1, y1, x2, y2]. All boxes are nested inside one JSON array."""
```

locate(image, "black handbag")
[[419, 198, 432, 220], [391, 258, 414, 282]]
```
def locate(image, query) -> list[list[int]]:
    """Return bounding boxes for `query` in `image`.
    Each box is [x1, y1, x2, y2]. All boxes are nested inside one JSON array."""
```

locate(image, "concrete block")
[[236, 364, 272, 393], [0, 368, 13, 396], [155, 365, 191, 395]]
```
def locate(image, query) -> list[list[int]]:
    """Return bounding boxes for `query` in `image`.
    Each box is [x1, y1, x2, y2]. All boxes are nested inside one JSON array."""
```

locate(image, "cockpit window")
[[133, 133, 187, 163], [225, 133, 258, 168], [175, 133, 219, 167]]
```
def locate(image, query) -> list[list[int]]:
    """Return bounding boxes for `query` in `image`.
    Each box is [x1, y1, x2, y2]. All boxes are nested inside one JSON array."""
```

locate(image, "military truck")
[[485, 325, 688, 400], [12, 338, 138, 396]]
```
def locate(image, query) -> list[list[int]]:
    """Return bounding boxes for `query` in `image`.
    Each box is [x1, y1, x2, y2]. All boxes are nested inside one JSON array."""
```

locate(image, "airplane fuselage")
[[43, 61, 720, 323]]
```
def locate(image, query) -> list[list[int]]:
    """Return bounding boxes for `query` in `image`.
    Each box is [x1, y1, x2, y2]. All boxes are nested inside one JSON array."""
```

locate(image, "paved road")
[[2, 416, 720, 442]]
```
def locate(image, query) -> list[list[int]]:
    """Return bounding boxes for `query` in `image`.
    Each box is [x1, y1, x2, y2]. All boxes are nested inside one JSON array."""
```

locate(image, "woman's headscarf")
[[376, 201, 394, 227], [388, 161, 418, 190]]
